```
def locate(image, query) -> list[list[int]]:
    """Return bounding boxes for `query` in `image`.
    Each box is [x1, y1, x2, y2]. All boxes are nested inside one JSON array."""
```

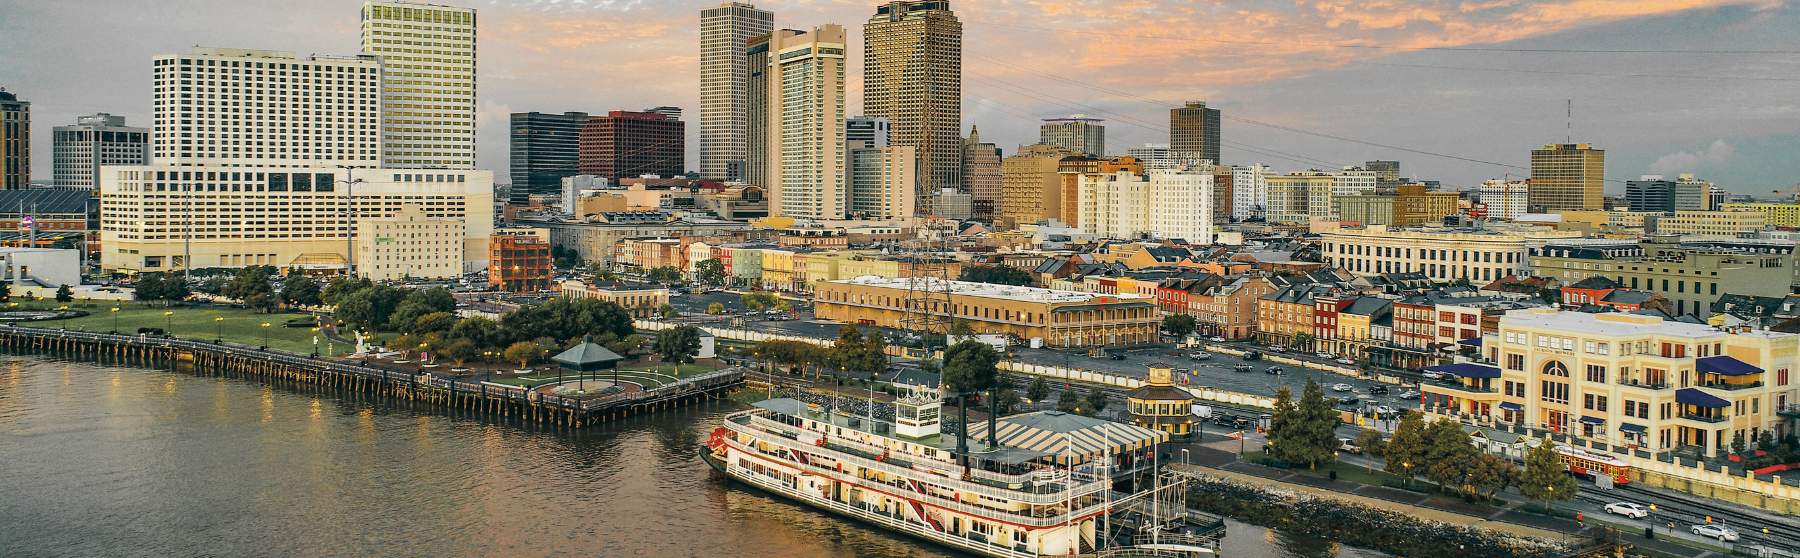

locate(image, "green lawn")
[[11, 301, 333, 355]]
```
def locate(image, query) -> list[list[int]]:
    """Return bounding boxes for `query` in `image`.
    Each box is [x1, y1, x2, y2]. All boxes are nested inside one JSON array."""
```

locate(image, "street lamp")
[[215, 316, 224, 341], [110, 307, 119, 333], [261, 323, 271, 348], [164, 311, 174, 336]]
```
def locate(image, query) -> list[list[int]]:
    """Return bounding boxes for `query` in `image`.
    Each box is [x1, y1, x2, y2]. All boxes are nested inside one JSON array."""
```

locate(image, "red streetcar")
[[1556, 445, 1631, 485]]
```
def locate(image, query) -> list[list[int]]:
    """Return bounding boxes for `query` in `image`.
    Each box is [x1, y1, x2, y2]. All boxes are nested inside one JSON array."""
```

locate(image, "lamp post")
[[336, 166, 365, 279], [163, 311, 174, 336], [215, 316, 224, 341], [111, 307, 119, 333], [261, 322, 271, 348]]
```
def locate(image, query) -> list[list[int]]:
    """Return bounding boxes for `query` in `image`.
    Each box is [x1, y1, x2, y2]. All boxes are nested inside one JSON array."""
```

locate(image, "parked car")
[[1265, 366, 1282, 375], [1190, 352, 1212, 360], [1339, 438, 1361, 453], [1374, 405, 1394, 415], [1397, 390, 1419, 399], [1109, 354, 1128, 361], [1336, 357, 1357, 365], [1208, 336, 1226, 343], [1421, 370, 1444, 379], [1604, 503, 1648, 519], [1234, 364, 1252, 373], [1269, 346, 1287, 352], [1243, 351, 1264, 361], [1690, 524, 1738, 542], [1337, 396, 1359, 406], [1332, 383, 1354, 392], [1369, 385, 1389, 395], [1316, 352, 1334, 359]]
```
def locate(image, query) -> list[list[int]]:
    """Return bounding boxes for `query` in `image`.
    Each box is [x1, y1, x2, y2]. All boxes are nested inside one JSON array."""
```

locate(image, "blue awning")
[[1619, 423, 1647, 434], [1697, 356, 1762, 377], [1423, 363, 1501, 379], [1498, 402, 1523, 411], [1676, 388, 1730, 408], [1580, 416, 1606, 425], [1458, 337, 1483, 347]]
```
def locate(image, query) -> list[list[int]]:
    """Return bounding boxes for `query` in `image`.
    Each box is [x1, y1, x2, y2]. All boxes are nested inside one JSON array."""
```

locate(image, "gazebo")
[[1120, 362, 1199, 439], [551, 335, 626, 387]]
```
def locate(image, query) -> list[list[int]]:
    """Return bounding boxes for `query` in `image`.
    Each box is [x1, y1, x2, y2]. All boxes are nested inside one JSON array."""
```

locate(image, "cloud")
[[1648, 139, 1735, 175]]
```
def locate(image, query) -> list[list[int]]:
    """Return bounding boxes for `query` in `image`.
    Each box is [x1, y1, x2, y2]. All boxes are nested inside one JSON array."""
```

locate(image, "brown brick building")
[[489, 229, 553, 292], [579, 111, 685, 180]]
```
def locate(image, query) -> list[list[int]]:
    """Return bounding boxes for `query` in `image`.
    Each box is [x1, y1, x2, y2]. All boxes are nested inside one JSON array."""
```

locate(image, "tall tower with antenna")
[[900, 215, 957, 346]]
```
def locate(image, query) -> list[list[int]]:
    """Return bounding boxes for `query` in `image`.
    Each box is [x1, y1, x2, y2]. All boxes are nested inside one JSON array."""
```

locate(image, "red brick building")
[[489, 229, 553, 292], [578, 111, 685, 180]]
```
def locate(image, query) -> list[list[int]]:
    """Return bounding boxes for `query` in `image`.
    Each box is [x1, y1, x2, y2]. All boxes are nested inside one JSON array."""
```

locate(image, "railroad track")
[[1573, 487, 1798, 552]]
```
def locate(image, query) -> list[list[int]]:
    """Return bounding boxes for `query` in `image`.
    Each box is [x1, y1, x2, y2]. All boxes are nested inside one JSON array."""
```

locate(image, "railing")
[[1698, 380, 1764, 391], [1428, 380, 1498, 394], [725, 419, 1107, 505], [747, 412, 1081, 489], [1678, 413, 1730, 424], [1616, 379, 1670, 390], [1778, 404, 1800, 417]]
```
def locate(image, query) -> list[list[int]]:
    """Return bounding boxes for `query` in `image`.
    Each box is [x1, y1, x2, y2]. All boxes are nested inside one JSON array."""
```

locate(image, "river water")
[[0, 354, 1386, 558]]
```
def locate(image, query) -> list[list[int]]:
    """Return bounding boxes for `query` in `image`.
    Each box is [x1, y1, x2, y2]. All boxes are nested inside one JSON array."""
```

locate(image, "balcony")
[[1697, 380, 1764, 392], [1428, 378, 1498, 395], [1778, 405, 1800, 419], [1678, 413, 1730, 424], [1615, 379, 1669, 390]]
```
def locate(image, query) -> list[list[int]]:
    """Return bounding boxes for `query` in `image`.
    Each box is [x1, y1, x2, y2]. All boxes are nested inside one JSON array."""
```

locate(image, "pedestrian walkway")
[[1167, 443, 1719, 558]]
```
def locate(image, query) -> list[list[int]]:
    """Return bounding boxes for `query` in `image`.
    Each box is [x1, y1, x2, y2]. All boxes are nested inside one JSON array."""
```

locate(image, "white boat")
[[705, 393, 1216, 557]]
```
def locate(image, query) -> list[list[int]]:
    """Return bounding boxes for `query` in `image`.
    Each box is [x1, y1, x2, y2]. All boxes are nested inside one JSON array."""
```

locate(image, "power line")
[[965, 20, 1800, 54]]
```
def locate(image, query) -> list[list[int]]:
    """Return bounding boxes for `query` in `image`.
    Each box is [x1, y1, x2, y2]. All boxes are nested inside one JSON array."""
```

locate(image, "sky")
[[4, 0, 1799, 195]]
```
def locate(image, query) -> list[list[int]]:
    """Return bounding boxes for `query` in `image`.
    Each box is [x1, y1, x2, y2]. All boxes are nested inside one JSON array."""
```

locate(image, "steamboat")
[[705, 391, 1225, 557]]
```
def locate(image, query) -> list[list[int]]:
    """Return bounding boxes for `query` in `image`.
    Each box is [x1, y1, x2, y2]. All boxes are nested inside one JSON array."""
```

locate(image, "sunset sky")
[[5, 0, 1798, 194]]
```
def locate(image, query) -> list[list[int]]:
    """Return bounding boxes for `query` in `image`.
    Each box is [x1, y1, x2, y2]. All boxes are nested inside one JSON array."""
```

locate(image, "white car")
[[1332, 383, 1354, 392], [1691, 524, 1739, 542], [1336, 357, 1357, 365], [1339, 438, 1361, 453], [1604, 502, 1648, 519], [1316, 352, 1334, 359], [1208, 336, 1226, 343], [1421, 371, 1444, 379], [1269, 346, 1286, 352], [1397, 390, 1419, 399]]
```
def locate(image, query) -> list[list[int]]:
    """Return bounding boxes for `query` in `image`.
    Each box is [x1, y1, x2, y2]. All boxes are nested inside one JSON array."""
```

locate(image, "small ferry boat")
[[705, 392, 1218, 557]]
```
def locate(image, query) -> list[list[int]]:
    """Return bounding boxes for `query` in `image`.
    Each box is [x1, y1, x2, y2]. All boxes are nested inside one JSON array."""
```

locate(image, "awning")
[[966, 410, 1169, 464], [1619, 423, 1648, 434], [1676, 388, 1730, 408], [1423, 363, 1501, 379], [1458, 337, 1484, 347], [1498, 402, 1523, 411], [1579, 416, 1606, 425], [1697, 356, 1763, 376]]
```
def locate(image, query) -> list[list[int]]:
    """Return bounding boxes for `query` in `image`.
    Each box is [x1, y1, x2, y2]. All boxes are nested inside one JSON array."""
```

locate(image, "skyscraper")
[[53, 113, 149, 190], [959, 126, 1001, 218], [846, 116, 889, 148], [509, 111, 589, 205], [742, 31, 774, 188], [699, 2, 774, 181], [1038, 115, 1104, 156], [850, 145, 916, 219], [1170, 101, 1220, 165], [863, 1, 961, 213], [1529, 143, 1604, 211], [150, 47, 384, 167], [766, 25, 847, 219], [360, 1, 477, 169], [0, 90, 29, 190], [578, 111, 685, 180]]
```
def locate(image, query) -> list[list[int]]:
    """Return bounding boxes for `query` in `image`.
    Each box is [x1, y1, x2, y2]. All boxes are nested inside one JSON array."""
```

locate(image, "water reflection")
[[0, 355, 1385, 558]]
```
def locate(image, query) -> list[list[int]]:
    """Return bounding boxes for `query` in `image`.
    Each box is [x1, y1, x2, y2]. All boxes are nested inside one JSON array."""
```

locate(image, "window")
[[1506, 354, 1524, 371], [1596, 395, 1607, 412], [1585, 365, 1606, 383], [1543, 361, 1569, 377], [1542, 381, 1569, 404]]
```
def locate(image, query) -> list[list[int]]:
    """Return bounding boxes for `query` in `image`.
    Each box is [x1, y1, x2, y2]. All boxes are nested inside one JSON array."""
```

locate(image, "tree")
[[280, 274, 322, 307], [918, 357, 941, 374], [658, 303, 680, 319], [200, 276, 228, 295], [1290, 332, 1316, 350], [1422, 417, 1480, 474], [647, 266, 684, 284], [410, 311, 458, 335], [1354, 428, 1386, 474], [942, 339, 1001, 456], [550, 245, 580, 269], [133, 274, 162, 304], [161, 276, 192, 303], [1518, 440, 1577, 513], [1733, 431, 1749, 460], [1163, 314, 1197, 338], [1760, 430, 1778, 453], [438, 338, 479, 367], [445, 315, 499, 349], [54, 284, 73, 303], [605, 333, 643, 358], [1057, 387, 1079, 413], [222, 265, 276, 306], [695, 258, 727, 286], [1026, 375, 1051, 407], [387, 287, 458, 331], [594, 269, 618, 283], [1538, 287, 1560, 305], [1451, 276, 1472, 287], [503, 341, 543, 370], [1080, 386, 1108, 417], [706, 302, 725, 314], [1383, 411, 1428, 483], [950, 319, 976, 337], [1451, 454, 1520, 499], [1275, 376, 1341, 469], [654, 325, 703, 366], [740, 292, 778, 312], [958, 264, 1033, 286], [1266, 384, 1297, 460]]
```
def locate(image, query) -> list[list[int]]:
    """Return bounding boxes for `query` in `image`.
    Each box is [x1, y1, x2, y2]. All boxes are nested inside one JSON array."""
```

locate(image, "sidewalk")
[[1168, 442, 1719, 558]]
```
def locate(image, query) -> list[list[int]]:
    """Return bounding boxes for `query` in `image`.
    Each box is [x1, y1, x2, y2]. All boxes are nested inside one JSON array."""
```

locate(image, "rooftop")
[[826, 276, 1149, 304], [1501, 309, 1792, 339]]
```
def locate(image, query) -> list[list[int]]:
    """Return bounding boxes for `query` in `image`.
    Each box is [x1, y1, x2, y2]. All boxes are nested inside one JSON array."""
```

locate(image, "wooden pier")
[[0, 326, 745, 427]]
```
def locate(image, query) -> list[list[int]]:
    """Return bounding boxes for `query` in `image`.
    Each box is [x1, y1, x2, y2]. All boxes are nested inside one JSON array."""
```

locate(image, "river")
[[0, 354, 1385, 558]]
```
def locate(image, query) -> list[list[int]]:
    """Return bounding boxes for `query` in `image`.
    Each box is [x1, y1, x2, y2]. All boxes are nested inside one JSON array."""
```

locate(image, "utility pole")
[[337, 165, 363, 279], [184, 184, 193, 283]]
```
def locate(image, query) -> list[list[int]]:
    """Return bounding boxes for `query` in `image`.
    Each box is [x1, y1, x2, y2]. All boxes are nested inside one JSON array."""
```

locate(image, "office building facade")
[[1366, 160, 1400, 187], [847, 115, 889, 148], [1039, 115, 1104, 156], [1230, 163, 1270, 220], [1529, 238, 1788, 317], [0, 90, 28, 190], [699, 2, 775, 181], [766, 26, 847, 219], [1529, 143, 1604, 211], [997, 144, 1069, 228], [743, 32, 773, 188], [360, 1, 477, 169], [960, 126, 1001, 217], [849, 145, 916, 219], [151, 47, 383, 168], [1480, 180, 1528, 221], [509, 111, 588, 205], [52, 113, 149, 190], [578, 111, 685, 180], [1169, 101, 1220, 166], [863, 0, 961, 211]]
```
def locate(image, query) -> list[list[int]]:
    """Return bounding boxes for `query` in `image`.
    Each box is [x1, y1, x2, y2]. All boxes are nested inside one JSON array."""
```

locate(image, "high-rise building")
[[1076, 169, 1212, 243], [849, 145, 916, 219], [1230, 164, 1271, 221], [959, 126, 1001, 218], [1057, 155, 1143, 227], [742, 32, 774, 188], [151, 47, 383, 167], [699, 2, 774, 182], [52, 113, 149, 190], [0, 90, 27, 190], [1169, 101, 1220, 166], [1039, 115, 1104, 156], [643, 106, 683, 121], [933, 188, 971, 220], [997, 143, 1070, 229], [360, 1, 477, 169], [578, 111, 685, 180], [765, 25, 847, 219], [509, 111, 588, 205], [863, 0, 961, 213], [1627, 174, 1715, 213], [1529, 143, 1604, 211], [1128, 142, 1211, 171], [846, 116, 889, 148], [1365, 160, 1400, 187], [1479, 179, 1528, 221]]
